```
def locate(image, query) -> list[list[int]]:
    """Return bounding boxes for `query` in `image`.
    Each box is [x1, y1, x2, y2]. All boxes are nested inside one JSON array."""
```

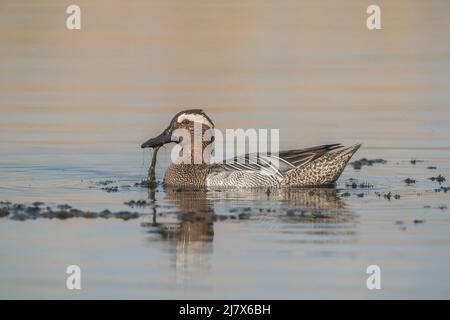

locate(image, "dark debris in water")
[[156, 211, 253, 222], [427, 166, 437, 170], [238, 213, 251, 220], [404, 178, 416, 185], [374, 192, 401, 200], [350, 158, 387, 170], [32, 201, 45, 207], [134, 179, 162, 188], [395, 220, 425, 227], [229, 207, 252, 213], [97, 180, 115, 186], [285, 209, 354, 223], [287, 209, 332, 219], [102, 186, 119, 193], [409, 159, 425, 165], [345, 179, 373, 189], [429, 175, 446, 183], [99, 179, 153, 192], [57, 204, 72, 210], [435, 186, 450, 193], [391, 193, 401, 200], [124, 200, 154, 208], [134, 180, 151, 188], [0, 208, 9, 217], [0, 202, 139, 221], [423, 205, 447, 211]]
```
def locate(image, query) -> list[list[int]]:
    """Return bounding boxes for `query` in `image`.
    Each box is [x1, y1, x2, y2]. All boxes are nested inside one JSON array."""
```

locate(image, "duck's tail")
[[281, 144, 361, 187]]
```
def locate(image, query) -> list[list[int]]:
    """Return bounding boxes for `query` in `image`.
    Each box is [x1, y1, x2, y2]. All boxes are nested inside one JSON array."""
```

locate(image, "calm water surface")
[[1, 0, 450, 299]]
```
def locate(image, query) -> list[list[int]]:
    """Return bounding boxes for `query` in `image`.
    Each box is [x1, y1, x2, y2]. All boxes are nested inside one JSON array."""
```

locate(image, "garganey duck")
[[141, 109, 361, 188]]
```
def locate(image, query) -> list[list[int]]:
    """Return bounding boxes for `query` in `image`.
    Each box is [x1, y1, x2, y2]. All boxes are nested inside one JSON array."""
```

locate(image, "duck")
[[141, 109, 361, 188]]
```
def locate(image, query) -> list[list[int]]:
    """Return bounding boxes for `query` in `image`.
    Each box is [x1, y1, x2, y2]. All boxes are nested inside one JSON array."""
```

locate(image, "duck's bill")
[[141, 131, 173, 148]]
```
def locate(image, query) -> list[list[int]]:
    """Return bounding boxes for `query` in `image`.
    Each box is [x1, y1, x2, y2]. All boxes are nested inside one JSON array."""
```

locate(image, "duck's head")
[[141, 109, 214, 149]]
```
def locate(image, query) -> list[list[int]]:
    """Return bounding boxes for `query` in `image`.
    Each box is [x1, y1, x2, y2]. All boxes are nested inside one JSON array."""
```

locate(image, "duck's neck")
[[175, 131, 214, 165]]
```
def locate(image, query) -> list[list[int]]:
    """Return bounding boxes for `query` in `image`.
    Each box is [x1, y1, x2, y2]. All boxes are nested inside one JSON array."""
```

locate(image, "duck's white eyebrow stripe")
[[177, 114, 213, 127]]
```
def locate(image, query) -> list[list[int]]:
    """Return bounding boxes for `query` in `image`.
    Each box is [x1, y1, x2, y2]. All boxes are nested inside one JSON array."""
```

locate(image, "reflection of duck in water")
[[143, 186, 357, 281], [144, 186, 355, 245], [279, 188, 356, 224], [154, 188, 214, 242], [143, 188, 215, 283]]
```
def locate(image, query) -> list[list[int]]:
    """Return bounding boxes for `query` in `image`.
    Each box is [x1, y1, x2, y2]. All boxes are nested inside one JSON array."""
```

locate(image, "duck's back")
[[280, 144, 360, 187]]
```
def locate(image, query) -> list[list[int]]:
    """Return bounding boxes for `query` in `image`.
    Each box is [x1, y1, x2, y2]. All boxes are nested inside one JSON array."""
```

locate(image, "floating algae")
[[350, 158, 387, 169], [0, 202, 140, 221], [147, 146, 160, 189], [429, 174, 446, 183]]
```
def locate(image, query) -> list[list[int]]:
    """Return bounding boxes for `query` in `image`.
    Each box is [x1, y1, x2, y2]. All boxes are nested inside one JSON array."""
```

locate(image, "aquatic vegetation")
[[435, 186, 450, 193], [229, 207, 251, 213], [124, 200, 153, 208], [238, 213, 251, 220], [102, 186, 119, 192], [97, 180, 129, 192], [133, 147, 161, 189], [0, 202, 140, 221], [0, 208, 9, 217], [284, 208, 355, 223], [383, 192, 401, 200], [147, 146, 160, 189], [97, 180, 115, 186], [350, 158, 387, 169], [57, 204, 72, 210], [345, 180, 374, 188], [429, 175, 446, 183], [134, 180, 153, 188], [375, 192, 401, 200]]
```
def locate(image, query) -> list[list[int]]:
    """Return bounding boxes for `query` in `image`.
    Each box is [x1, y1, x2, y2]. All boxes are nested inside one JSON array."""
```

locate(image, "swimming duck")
[[141, 109, 361, 188]]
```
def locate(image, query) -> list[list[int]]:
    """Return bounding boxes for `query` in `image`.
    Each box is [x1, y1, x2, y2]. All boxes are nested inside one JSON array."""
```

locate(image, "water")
[[1, 0, 450, 299]]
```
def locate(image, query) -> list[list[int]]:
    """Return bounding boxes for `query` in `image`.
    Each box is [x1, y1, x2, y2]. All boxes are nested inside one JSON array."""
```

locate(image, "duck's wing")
[[212, 144, 343, 177], [212, 153, 285, 178], [277, 143, 343, 168]]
